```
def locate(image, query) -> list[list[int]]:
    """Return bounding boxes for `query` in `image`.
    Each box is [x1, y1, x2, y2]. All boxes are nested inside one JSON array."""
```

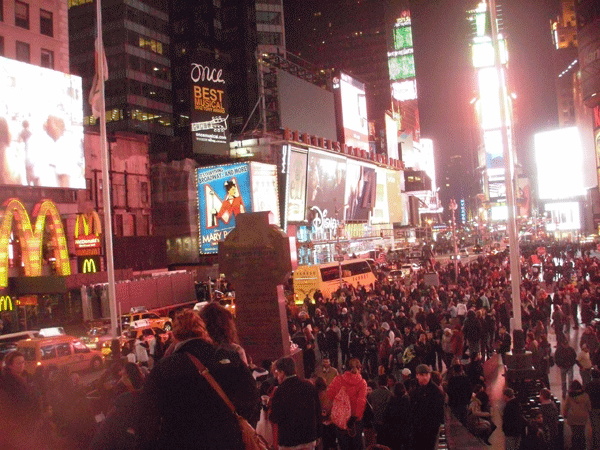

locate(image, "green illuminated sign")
[[388, 54, 416, 80], [393, 26, 413, 51]]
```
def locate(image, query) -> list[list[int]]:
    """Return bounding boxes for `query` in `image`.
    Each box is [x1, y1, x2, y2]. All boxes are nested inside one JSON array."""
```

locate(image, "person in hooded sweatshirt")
[[326, 358, 367, 450], [563, 379, 591, 450]]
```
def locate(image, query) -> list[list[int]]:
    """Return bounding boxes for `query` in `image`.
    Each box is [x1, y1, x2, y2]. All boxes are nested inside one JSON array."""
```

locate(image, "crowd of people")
[[2, 240, 600, 450]]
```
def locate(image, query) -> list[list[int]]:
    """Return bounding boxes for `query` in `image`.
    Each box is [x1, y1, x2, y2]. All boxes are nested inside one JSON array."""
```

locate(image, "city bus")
[[292, 258, 377, 303]]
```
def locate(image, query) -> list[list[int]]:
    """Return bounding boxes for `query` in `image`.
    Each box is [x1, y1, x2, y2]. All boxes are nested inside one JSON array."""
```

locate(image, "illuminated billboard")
[[0, 56, 84, 189], [306, 151, 346, 234], [286, 149, 308, 223], [196, 162, 279, 253], [345, 160, 377, 222], [333, 72, 369, 150], [190, 53, 230, 155], [372, 167, 390, 225], [387, 170, 404, 224], [535, 127, 585, 200], [545, 202, 581, 231]]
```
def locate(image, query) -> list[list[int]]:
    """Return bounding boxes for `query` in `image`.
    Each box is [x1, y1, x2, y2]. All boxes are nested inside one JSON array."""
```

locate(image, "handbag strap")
[[186, 351, 237, 414]]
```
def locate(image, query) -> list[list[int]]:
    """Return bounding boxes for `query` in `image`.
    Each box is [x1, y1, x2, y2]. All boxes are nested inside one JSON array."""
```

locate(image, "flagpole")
[[95, 0, 119, 337]]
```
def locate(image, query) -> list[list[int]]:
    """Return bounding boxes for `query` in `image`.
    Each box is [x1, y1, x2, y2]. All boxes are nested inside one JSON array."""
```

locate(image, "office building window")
[[15, 41, 30, 62], [141, 181, 149, 203], [85, 178, 93, 200], [256, 11, 281, 25], [41, 49, 54, 68], [0, 36, 4, 56], [114, 214, 123, 236], [15, 0, 29, 29], [40, 9, 53, 36], [258, 31, 282, 46], [0, 0, 4, 22]]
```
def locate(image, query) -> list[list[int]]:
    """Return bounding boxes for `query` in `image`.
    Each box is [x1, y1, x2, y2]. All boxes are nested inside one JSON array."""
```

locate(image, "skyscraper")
[[68, 0, 172, 148]]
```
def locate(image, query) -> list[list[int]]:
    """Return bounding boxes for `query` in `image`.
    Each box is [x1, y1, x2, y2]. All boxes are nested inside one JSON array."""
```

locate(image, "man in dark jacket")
[[502, 388, 526, 450], [586, 368, 600, 450], [554, 338, 577, 399], [270, 357, 321, 449], [463, 310, 482, 356], [136, 310, 259, 450], [410, 364, 445, 450], [446, 363, 472, 424]]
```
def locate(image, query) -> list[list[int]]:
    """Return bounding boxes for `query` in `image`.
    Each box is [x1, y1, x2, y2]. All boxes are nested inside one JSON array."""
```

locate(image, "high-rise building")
[[283, 0, 391, 141], [0, 0, 69, 71], [68, 0, 173, 146], [551, 0, 578, 127]]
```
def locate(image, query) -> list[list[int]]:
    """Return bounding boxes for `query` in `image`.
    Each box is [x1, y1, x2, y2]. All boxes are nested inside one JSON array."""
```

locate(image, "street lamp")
[[449, 199, 459, 283]]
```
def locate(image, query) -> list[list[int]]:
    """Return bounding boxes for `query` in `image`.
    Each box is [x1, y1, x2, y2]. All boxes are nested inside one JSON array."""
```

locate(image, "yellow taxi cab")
[[16, 335, 105, 376], [120, 321, 170, 347], [121, 309, 173, 331]]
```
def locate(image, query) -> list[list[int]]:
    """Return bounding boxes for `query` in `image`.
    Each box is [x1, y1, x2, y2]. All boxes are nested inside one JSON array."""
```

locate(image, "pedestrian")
[[495, 326, 511, 364], [539, 388, 560, 450], [379, 381, 411, 450], [270, 357, 321, 450], [563, 379, 591, 450], [465, 386, 493, 445], [409, 364, 445, 450], [368, 374, 393, 443], [134, 336, 149, 367], [199, 302, 248, 364], [315, 376, 336, 450], [316, 357, 338, 386], [501, 388, 526, 450], [586, 368, 600, 450], [446, 363, 472, 424], [554, 337, 577, 399], [135, 309, 259, 450], [576, 343, 593, 387], [326, 358, 368, 450]]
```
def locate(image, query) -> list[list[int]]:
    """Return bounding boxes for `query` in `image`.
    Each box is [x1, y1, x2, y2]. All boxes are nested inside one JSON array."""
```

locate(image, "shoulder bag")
[[186, 352, 270, 450]]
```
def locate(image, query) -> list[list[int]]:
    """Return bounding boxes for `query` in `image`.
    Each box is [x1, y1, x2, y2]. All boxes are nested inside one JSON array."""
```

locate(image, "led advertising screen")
[[0, 56, 84, 188], [545, 202, 581, 231], [345, 160, 377, 222], [333, 72, 369, 151], [306, 151, 346, 233], [286, 149, 308, 223], [190, 53, 230, 155], [372, 167, 390, 225], [197, 163, 252, 254], [393, 22, 413, 50], [391, 79, 417, 102], [249, 162, 280, 226], [388, 53, 416, 81], [535, 127, 586, 200], [516, 177, 531, 218], [387, 170, 404, 224], [484, 129, 504, 169]]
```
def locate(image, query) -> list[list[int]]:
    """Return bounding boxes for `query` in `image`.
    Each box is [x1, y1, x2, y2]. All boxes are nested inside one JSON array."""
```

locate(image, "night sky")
[[284, 0, 560, 179]]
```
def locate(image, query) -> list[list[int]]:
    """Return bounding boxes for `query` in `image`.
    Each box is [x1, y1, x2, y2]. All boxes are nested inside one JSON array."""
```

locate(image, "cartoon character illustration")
[[216, 179, 245, 224]]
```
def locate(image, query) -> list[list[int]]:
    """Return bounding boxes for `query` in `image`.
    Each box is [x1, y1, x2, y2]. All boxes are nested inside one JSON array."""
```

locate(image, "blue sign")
[[197, 163, 252, 254]]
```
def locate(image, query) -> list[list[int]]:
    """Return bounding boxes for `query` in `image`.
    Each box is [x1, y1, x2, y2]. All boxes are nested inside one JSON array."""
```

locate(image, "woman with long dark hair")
[[200, 302, 248, 365]]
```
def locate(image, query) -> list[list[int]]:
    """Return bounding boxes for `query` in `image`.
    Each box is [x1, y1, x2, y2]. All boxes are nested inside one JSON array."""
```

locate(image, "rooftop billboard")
[[333, 72, 369, 151], [0, 56, 85, 188]]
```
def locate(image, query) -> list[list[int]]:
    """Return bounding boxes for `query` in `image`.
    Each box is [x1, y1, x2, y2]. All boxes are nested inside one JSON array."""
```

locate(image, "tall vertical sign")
[[190, 53, 230, 155]]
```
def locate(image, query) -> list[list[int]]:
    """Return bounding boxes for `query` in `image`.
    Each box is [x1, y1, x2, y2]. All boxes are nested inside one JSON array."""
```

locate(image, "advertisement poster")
[[387, 170, 404, 224], [306, 151, 346, 233], [197, 163, 252, 254], [190, 53, 230, 155], [250, 162, 280, 226], [0, 56, 84, 188], [333, 72, 369, 151], [371, 167, 390, 225], [345, 160, 377, 222], [286, 149, 307, 223]]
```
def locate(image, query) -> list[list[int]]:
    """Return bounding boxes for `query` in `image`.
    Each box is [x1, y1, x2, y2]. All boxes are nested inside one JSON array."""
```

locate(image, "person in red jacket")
[[326, 358, 367, 450]]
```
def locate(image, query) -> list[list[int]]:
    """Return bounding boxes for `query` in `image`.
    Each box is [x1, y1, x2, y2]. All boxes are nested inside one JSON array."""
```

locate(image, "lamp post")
[[449, 199, 459, 283]]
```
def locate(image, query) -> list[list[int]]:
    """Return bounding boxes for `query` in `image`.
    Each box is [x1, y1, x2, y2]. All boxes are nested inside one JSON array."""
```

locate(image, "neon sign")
[[0, 296, 12, 311], [74, 211, 102, 255], [0, 198, 71, 289]]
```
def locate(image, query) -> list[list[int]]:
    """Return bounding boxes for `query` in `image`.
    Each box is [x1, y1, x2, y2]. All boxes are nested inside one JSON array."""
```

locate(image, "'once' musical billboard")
[[190, 54, 230, 155]]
